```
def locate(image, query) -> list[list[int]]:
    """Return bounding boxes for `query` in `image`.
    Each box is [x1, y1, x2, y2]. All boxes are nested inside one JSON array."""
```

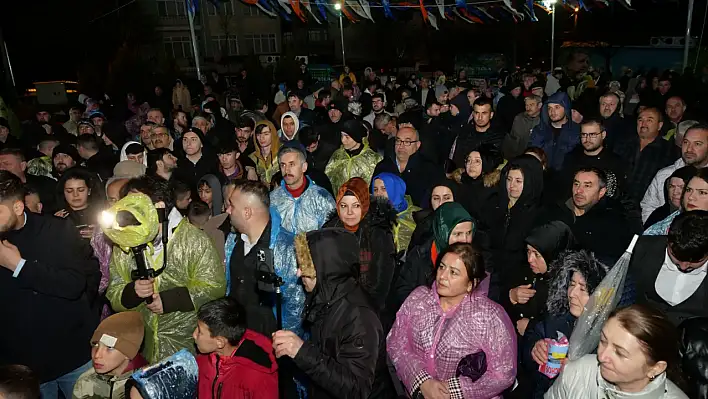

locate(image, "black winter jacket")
[[294, 228, 394, 399], [0, 213, 100, 382]]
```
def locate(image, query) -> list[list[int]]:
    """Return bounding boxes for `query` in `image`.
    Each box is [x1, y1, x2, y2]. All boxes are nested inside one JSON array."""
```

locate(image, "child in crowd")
[[187, 200, 228, 263], [193, 298, 279, 398], [72, 312, 147, 399], [0, 365, 40, 399]]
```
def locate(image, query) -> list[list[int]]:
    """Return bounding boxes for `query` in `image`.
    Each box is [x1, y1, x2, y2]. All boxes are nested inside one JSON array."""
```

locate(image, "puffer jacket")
[[293, 228, 395, 399], [545, 354, 688, 399]]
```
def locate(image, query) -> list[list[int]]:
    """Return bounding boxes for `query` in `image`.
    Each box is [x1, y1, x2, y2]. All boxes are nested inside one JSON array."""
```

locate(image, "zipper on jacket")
[[212, 355, 221, 399], [217, 382, 224, 399]]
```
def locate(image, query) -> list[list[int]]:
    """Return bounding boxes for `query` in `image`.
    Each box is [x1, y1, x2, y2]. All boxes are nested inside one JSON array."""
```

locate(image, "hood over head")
[[541, 91, 573, 126], [372, 172, 408, 213], [280, 111, 301, 140], [450, 93, 472, 122], [297, 228, 361, 319], [432, 202, 474, 253], [525, 221, 578, 269], [546, 250, 609, 317], [120, 141, 148, 166], [198, 174, 224, 216], [432, 178, 461, 203], [499, 154, 544, 208], [253, 120, 280, 163]]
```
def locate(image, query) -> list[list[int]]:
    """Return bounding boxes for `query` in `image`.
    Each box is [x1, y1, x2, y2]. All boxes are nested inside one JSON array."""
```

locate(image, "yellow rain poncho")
[[395, 196, 421, 253], [325, 143, 383, 193], [105, 194, 225, 363]]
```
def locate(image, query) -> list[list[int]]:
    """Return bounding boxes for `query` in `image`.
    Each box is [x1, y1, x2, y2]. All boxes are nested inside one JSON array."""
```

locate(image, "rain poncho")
[[325, 143, 383, 194], [372, 173, 420, 253], [270, 177, 335, 234], [387, 284, 517, 398], [224, 210, 306, 337], [105, 195, 225, 363], [249, 120, 281, 184], [129, 349, 198, 399]]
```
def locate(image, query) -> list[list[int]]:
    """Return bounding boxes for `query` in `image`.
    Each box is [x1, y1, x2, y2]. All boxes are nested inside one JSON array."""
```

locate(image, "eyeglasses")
[[580, 132, 602, 139], [395, 139, 419, 147]]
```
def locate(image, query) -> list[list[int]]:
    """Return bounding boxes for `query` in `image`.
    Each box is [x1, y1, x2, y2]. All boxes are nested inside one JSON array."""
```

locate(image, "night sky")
[[0, 0, 704, 88]]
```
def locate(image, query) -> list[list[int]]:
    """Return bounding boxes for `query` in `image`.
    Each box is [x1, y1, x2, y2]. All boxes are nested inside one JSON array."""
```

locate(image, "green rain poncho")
[[325, 143, 383, 193], [395, 195, 421, 253], [105, 194, 225, 363]]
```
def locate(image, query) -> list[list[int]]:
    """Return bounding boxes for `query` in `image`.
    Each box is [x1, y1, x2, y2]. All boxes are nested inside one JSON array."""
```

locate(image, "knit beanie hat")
[[183, 127, 206, 146], [341, 119, 365, 144], [52, 143, 81, 164], [432, 202, 474, 253], [336, 177, 370, 219], [91, 312, 144, 359]]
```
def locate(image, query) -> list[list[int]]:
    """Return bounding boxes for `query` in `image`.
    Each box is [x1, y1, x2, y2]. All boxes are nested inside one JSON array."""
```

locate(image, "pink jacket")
[[387, 283, 517, 399]]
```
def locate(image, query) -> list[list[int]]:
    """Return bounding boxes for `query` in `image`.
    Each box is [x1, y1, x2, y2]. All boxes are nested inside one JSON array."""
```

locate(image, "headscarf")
[[335, 177, 370, 232], [432, 202, 474, 254], [372, 173, 408, 213]]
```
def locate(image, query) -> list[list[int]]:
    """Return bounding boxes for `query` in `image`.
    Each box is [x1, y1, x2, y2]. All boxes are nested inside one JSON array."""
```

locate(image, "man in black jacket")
[[372, 126, 443, 208], [450, 97, 505, 170], [174, 127, 219, 188], [537, 167, 639, 265], [0, 171, 100, 397], [629, 210, 708, 326], [272, 228, 394, 399]]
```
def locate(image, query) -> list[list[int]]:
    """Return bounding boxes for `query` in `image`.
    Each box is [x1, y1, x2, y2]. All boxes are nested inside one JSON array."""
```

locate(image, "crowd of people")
[[1, 60, 708, 399]]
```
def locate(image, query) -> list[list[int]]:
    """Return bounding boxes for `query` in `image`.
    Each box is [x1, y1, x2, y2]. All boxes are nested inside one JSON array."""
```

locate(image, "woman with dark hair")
[[521, 250, 609, 398], [480, 154, 544, 300], [645, 167, 708, 235], [644, 165, 698, 229], [409, 178, 464, 250], [387, 243, 517, 399], [502, 221, 577, 337], [324, 177, 397, 313], [547, 304, 688, 398], [54, 167, 105, 239], [454, 144, 503, 220]]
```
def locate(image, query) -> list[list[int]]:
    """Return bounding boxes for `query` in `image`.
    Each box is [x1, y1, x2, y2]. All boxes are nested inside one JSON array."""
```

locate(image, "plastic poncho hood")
[[432, 202, 474, 253], [100, 193, 159, 251], [372, 172, 408, 213]]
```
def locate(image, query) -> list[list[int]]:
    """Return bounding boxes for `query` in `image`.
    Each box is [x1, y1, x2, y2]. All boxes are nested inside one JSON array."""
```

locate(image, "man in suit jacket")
[[628, 210, 708, 326]]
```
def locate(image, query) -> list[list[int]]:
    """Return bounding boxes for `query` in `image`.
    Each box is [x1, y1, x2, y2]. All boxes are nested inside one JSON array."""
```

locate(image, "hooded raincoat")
[[249, 120, 281, 184], [325, 142, 383, 194], [387, 283, 517, 399], [106, 202, 225, 364], [293, 228, 395, 399], [529, 92, 580, 171], [270, 177, 335, 235]]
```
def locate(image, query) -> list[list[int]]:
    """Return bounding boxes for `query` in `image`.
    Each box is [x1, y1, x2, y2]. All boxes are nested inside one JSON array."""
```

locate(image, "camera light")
[[100, 210, 116, 229]]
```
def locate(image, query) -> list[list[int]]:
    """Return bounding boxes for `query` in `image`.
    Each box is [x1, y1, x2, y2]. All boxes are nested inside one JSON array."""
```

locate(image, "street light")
[[544, 0, 557, 70], [334, 2, 346, 66]]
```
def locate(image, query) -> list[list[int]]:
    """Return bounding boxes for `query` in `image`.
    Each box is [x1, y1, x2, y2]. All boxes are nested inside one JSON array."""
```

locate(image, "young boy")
[[72, 312, 147, 399], [193, 298, 278, 398]]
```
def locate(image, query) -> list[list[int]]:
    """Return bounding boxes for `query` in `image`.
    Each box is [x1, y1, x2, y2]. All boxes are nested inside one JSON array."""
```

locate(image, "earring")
[[649, 374, 656, 381]]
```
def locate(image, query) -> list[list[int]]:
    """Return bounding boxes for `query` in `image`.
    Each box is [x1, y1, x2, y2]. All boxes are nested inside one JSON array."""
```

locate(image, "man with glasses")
[[560, 118, 627, 197], [150, 125, 177, 154], [373, 126, 443, 208]]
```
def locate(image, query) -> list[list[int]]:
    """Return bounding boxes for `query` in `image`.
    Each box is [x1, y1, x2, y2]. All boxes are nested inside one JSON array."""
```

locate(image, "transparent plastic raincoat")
[[395, 195, 421, 253], [105, 195, 225, 364], [325, 144, 383, 194], [270, 177, 335, 234]]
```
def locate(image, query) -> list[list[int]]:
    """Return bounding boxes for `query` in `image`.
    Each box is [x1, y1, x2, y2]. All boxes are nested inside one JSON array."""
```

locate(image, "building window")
[[244, 34, 277, 54], [164, 36, 194, 59], [308, 30, 328, 42], [157, 0, 188, 17], [283, 32, 294, 45], [212, 35, 239, 56], [208, 0, 235, 16], [242, 5, 262, 16]]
